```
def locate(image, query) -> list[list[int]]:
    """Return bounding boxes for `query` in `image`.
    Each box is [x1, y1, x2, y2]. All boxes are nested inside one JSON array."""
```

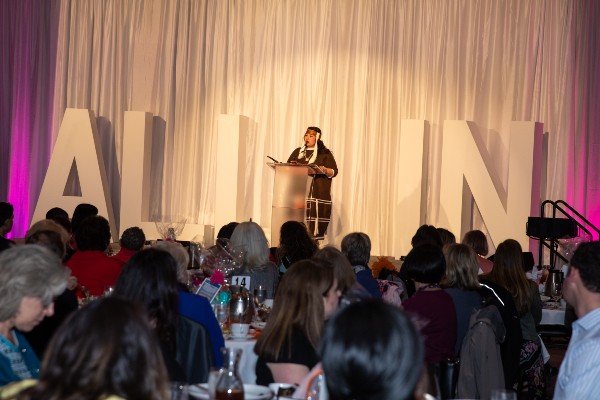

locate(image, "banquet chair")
[[176, 315, 215, 383]]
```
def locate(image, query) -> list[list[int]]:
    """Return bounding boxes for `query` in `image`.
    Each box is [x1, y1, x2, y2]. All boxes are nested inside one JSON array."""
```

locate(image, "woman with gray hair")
[[0, 245, 70, 385], [230, 221, 278, 299]]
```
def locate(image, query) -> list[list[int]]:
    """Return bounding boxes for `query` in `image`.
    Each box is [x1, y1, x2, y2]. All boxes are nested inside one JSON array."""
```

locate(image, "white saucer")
[[229, 334, 252, 341]]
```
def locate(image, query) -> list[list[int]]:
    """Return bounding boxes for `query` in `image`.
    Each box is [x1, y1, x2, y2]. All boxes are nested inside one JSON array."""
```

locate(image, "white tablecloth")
[[225, 338, 258, 384], [541, 305, 566, 325]]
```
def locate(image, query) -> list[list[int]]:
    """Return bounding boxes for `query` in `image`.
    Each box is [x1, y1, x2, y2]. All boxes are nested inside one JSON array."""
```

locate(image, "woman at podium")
[[287, 126, 338, 239]]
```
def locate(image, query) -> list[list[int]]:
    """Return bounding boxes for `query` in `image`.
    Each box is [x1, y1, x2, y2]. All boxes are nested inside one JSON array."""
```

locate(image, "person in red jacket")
[[66, 215, 121, 299]]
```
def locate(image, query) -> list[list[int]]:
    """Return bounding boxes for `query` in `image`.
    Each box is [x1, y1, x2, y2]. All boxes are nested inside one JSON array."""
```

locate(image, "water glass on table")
[[254, 285, 267, 306], [214, 302, 229, 331]]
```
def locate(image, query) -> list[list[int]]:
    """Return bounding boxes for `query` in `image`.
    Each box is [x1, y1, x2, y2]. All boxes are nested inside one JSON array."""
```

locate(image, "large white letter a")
[[31, 109, 117, 239]]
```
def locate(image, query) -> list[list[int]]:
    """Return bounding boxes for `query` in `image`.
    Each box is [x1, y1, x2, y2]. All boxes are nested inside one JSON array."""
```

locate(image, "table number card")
[[231, 275, 251, 289]]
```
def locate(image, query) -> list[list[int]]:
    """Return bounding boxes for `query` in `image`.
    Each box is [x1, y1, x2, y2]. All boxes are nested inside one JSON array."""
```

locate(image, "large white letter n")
[[438, 121, 543, 249]]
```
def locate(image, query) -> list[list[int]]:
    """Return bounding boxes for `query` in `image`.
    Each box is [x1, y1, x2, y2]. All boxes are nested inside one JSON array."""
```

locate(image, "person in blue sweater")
[[154, 240, 225, 367], [341, 232, 382, 299]]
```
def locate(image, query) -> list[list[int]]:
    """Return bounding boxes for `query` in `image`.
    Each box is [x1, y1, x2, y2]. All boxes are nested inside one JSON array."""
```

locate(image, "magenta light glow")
[[6, 1, 35, 239]]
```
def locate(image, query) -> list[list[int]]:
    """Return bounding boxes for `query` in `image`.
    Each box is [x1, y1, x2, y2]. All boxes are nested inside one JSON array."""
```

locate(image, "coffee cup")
[[230, 323, 250, 338]]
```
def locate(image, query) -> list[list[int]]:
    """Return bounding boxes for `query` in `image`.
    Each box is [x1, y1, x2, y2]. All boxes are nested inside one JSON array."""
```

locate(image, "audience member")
[[0, 245, 69, 385], [401, 243, 457, 364], [341, 232, 382, 299], [70, 203, 98, 234], [113, 248, 186, 382], [0, 202, 15, 252], [411, 224, 443, 249], [23, 230, 78, 358], [321, 300, 424, 400], [154, 240, 225, 367], [66, 215, 122, 298], [44, 207, 68, 221], [6, 297, 170, 400], [25, 220, 70, 259], [112, 227, 146, 265], [44, 207, 71, 234], [553, 241, 600, 399], [483, 239, 544, 398], [254, 259, 340, 386], [442, 243, 483, 355], [230, 222, 279, 299], [462, 230, 494, 274], [215, 221, 239, 247], [437, 227, 456, 248], [275, 221, 318, 276], [399, 224, 443, 298], [313, 246, 370, 306]]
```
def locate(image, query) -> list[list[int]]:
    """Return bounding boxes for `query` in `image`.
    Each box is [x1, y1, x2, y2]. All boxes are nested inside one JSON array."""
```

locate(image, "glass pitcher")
[[214, 348, 244, 400]]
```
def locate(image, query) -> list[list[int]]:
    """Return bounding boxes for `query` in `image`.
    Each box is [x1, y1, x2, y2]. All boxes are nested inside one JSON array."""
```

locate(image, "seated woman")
[[113, 248, 186, 382], [275, 221, 318, 276], [23, 229, 79, 358], [3, 297, 170, 400], [321, 300, 424, 400], [482, 239, 545, 398], [313, 246, 371, 306], [154, 240, 225, 368], [442, 243, 483, 355], [462, 229, 494, 274], [0, 245, 69, 386], [254, 259, 340, 386], [230, 221, 279, 299], [401, 243, 457, 365]]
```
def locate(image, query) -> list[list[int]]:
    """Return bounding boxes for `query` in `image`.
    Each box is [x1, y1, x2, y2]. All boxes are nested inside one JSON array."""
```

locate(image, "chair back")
[[176, 315, 215, 383]]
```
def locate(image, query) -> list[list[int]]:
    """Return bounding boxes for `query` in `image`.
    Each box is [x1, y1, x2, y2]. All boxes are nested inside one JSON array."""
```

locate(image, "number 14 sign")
[[231, 275, 251, 289]]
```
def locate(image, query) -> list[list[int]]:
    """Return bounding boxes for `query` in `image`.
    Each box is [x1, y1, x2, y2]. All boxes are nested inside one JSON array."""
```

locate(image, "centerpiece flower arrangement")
[[370, 256, 398, 278]]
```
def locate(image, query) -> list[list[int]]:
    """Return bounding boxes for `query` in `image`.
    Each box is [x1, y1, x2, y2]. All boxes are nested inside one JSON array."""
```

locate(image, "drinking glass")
[[214, 302, 229, 331], [254, 286, 267, 306], [490, 389, 517, 400]]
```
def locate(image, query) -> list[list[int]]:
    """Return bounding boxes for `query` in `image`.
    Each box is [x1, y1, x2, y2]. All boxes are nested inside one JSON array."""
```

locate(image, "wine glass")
[[254, 286, 267, 306]]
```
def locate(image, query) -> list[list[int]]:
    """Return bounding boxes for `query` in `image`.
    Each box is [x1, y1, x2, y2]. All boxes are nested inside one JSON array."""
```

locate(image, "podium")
[[268, 163, 326, 245]]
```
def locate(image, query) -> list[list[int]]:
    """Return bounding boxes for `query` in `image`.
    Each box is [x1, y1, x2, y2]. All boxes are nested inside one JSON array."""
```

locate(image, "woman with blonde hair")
[[254, 259, 340, 386], [483, 239, 544, 398], [442, 243, 483, 355]]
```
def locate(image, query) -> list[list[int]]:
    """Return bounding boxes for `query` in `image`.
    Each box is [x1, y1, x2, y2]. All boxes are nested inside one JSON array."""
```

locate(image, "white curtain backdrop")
[[35, 0, 597, 255]]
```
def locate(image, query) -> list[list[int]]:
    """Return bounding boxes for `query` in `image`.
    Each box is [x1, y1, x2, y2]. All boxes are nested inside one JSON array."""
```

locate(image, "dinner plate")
[[189, 383, 272, 399], [540, 295, 551, 302]]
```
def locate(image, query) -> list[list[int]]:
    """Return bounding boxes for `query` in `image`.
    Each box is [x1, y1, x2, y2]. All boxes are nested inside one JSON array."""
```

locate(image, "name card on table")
[[231, 275, 251, 290], [195, 278, 221, 302]]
